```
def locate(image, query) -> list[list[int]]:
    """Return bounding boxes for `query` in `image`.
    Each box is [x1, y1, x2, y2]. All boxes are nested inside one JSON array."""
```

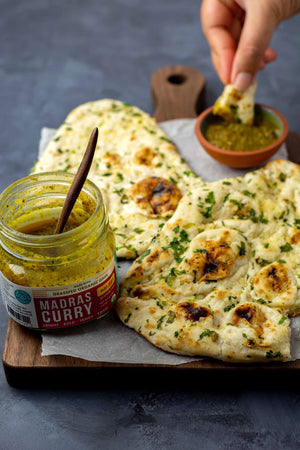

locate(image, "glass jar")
[[0, 172, 118, 330]]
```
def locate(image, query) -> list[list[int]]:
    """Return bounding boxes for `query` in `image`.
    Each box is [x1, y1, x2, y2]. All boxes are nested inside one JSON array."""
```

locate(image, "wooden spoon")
[[55, 127, 98, 234]]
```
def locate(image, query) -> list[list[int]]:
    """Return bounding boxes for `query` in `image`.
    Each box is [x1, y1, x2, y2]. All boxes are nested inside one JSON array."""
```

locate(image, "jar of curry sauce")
[[0, 172, 119, 330]]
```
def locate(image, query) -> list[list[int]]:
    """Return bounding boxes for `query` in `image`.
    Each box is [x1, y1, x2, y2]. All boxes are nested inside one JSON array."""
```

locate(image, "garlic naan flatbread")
[[33, 99, 202, 258], [116, 160, 300, 362]]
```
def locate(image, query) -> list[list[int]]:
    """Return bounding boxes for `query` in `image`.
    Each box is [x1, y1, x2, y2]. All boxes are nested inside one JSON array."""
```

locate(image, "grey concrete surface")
[[1, 1, 300, 449]]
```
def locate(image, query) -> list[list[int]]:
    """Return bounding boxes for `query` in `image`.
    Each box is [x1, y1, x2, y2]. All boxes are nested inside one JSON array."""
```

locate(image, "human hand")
[[201, 0, 300, 90]]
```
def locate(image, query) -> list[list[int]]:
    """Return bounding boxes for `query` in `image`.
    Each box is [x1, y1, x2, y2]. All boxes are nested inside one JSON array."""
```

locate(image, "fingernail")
[[234, 72, 252, 91]]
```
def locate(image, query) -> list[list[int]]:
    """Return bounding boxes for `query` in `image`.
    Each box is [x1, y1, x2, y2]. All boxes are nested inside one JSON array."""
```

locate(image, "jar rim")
[[0, 172, 106, 246]]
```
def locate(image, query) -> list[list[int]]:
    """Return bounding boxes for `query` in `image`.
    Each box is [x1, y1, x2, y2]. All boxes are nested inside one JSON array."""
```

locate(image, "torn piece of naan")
[[213, 82, 257, 125]]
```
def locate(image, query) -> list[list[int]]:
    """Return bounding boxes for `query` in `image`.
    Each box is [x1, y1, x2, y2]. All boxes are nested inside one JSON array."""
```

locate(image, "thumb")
[[231, 3, 277, 90]]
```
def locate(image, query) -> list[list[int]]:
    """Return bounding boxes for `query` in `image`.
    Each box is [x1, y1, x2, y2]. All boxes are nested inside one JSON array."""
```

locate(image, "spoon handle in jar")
[[55, 127, 98, 234]]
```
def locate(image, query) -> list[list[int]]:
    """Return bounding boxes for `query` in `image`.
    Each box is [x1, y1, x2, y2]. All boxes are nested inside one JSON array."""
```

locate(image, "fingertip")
[[233, 72, 253, 91]]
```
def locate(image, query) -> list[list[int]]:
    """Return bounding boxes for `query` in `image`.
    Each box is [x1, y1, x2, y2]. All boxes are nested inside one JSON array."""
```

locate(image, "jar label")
[[0, 257, 119, 329]]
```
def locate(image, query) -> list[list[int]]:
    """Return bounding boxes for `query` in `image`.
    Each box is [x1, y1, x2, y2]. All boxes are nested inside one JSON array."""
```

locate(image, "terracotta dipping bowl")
[[195, 104, 289, 168]]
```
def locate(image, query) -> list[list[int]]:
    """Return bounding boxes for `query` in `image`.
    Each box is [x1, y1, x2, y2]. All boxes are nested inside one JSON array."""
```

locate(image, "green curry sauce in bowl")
[[195, 104, 289, 168]]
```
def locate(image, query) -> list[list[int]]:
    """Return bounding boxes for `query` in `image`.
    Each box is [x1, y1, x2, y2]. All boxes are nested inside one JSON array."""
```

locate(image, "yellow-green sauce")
[[17, 212, 91, 236], [205, 112, 280, 152]]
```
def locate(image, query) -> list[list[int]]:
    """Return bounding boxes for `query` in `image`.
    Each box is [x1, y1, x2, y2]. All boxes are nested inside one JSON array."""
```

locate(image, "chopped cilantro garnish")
[[134, 228, 144, 234], [118, 244, 138, 257], [205, 191, 215, 204], [159, 136, 173, 143], [238, 241, 246, 256], [200, 191, 216, 218], [199, 329, 218, 340], [137, 249, 151, 264], [179, 229, 190, 242], [168, 239, 187, 263], [116, 233, 127, 239], [258, 212, 268, 224], [266, 350, 282, 359], [157, 315, 166, 329], [166, 229, 190, 263], [120, 195, 129, 204], [238, 208, 268, 224], [278, 316, 287, 325], [124, 313, 132, 323], [166, 311, 176, 324], [280, 242, 293, 252], [230, 199, 243, 210], [223, 193, 230, 203], [113, 188, 124, 196], [242, 190, 256, 198], [156, 300, 164, 310], [256, 298, 266, 304], [279, 173, 286, 182], [224, 303, 235, 312], [256, 257, 271, 267], [165, 267, 178, 286]]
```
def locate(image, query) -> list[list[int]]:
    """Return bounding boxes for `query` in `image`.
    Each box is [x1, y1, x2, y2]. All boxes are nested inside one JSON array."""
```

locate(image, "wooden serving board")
[[3, 65, 300, 388]]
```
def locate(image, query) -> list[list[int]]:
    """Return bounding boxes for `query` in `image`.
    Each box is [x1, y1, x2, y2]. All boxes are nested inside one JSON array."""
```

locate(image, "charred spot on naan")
[[254, 263, 290, 297], [291, 228, 300, 244], [233, 303, 258, 324], [252, 262, 297, 311], [102, 152, 121, 165], [185, 239, 237, 282], [131, 284, 180, 301], [129, 177, 182, 216], [133, 147, 160, 166], [121, 265, 144, 293], [145, 248, 162, 264], [176, 302, 212, 322], [232, 303, 266, 344]]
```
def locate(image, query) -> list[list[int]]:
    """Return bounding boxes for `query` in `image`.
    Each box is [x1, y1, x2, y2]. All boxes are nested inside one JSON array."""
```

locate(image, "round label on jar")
[[0, 256, 119, 330]]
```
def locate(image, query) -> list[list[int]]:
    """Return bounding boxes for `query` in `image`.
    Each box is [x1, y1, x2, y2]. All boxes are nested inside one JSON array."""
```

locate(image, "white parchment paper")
[[40, 119, 300, 362]]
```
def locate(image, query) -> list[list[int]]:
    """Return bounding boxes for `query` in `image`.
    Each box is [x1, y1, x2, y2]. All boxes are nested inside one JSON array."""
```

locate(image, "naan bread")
[[213, 82, 257, 124], [33, 99, 202, 258], [116, 160, 300, 362]]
